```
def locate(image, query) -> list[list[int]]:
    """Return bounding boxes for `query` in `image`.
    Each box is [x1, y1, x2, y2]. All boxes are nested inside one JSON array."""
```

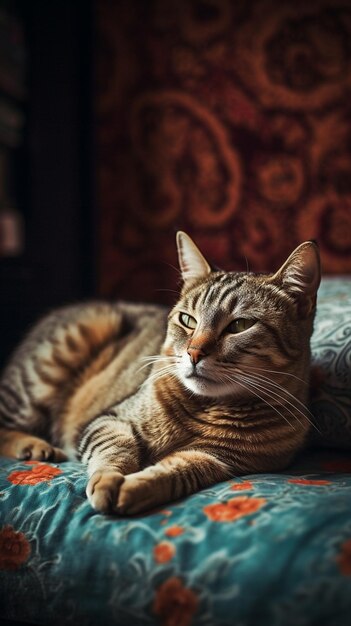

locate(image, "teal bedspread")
[[1, 450, 351, 626], [1, 277, 351, 625]]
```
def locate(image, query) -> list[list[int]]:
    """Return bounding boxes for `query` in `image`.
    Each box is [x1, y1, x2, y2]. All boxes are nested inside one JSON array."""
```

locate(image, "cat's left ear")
[[269, 241, 321, 317], [176, 231, 211, 284]]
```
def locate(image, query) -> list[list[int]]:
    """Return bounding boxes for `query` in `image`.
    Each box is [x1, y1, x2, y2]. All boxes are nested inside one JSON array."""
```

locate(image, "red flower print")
[[0, 525, 31, 570], [8, 461, 62, 485], [164, 525, 185, 538], [203, 496, 266, 523], [154, 541, 176, 564], [337, 539, 351, 576], [160, 510, 173, 525], [288, 478, 331, 486], [153, 576, 198, 626], [231, 481, 253, 491]]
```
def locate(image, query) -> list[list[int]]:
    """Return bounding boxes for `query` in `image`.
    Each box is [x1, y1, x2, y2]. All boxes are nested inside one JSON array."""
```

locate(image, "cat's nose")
[[187, 345, 205, 365]]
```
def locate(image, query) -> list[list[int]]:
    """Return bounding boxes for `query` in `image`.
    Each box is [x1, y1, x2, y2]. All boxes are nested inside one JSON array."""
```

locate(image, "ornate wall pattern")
[[96, 0, 351, 303]]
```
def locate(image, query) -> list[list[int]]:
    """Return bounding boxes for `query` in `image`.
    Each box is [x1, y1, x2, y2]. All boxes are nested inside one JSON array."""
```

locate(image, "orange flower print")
[[160, 510, 173, 525], [0, 525, 31, 570], [154, 541, 176, 564], [231, 481, 253, 491], [204, 496, 266, 523], [164, 525, 185, 538], [8, 461, 62, 485], [153, 576, 198, 626], [337, 539, 351, 576], [288, 478, 331, 486]]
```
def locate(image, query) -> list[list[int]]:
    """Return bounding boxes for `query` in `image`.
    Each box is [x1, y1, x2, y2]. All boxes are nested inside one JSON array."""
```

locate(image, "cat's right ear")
[[269, 241, 321, 318], [176, 231, 211, 284]]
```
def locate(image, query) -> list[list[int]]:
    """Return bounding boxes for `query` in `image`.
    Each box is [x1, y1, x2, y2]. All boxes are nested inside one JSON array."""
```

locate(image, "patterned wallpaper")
[[95, 0, 351, 304]]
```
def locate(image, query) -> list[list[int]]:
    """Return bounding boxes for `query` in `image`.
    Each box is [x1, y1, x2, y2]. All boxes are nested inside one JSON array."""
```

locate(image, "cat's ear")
[[269, 241, 321, 317], [176, 231, 211, 283]]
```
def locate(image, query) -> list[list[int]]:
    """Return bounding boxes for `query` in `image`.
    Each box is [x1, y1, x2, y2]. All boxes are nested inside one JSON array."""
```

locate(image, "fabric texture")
[[96, 0, 351, 304], [311, 278, 351, 448], [1, 450, 351, 626]]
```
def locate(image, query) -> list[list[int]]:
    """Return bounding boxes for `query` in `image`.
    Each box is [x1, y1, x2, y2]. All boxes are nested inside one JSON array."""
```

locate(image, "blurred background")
[[0, 0, 351, 366]]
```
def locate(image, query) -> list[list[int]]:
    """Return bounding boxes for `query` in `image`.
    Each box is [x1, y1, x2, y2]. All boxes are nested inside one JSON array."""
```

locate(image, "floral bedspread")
[[1, 449, 351, 626]]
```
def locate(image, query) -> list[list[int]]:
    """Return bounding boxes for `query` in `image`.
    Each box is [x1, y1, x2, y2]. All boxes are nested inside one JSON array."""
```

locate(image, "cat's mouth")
[[181, 369, 220, 395], [186, 370, 213, 383], [176, 358, 223, 396]]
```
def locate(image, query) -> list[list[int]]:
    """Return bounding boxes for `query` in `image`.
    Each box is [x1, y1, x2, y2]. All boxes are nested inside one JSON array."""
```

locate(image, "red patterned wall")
[[96, 0, 351, 304]]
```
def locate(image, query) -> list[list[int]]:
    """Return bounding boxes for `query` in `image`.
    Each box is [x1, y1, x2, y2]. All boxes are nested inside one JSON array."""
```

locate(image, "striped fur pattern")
[[0, 232, 320, 514]]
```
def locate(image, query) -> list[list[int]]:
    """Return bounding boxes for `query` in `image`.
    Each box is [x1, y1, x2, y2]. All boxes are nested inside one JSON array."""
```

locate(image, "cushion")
[[310, 278, 351, 448], [1, 450, 351, 625]]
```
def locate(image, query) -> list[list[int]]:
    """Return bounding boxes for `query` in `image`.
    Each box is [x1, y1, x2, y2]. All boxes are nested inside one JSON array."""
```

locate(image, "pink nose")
[[187, 346, 205, 365]]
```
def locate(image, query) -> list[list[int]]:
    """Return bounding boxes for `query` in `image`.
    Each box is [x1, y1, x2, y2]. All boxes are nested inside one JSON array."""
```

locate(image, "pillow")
[[310, 278, 351, 448]]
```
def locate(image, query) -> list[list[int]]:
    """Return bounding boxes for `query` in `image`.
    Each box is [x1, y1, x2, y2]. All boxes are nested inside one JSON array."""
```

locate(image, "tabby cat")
[[0, 232, 320, 514]]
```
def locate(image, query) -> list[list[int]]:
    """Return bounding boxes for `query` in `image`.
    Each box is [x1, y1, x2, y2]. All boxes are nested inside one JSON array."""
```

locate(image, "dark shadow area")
[[0, 0, 94, 367]]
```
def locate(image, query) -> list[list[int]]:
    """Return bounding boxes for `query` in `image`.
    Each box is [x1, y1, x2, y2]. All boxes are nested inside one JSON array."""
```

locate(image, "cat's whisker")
[[163, 261, 183, 277], [137, 355, 178, 373], [247, 372, 315, 416], [236, 369, 321, 434], [137, 362, 159, 373], [220, 371, 296, 431], [219, 370, 289, 420], [218, 360, 319, 433], [146, 364, 175, 378], [154, 288, 180, 295], [139, 355, 177, 363], [243, 365, 309, 386], [236, 368, 310, 412], [143, 364, 177, 386], [235, 372, 312, 432]]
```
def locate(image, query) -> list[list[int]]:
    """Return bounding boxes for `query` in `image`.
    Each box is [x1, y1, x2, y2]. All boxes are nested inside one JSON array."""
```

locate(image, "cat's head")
[[162, 232, 321, 398]]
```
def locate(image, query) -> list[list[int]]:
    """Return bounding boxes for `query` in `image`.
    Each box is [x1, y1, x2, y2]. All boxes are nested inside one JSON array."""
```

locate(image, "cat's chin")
[[179, 374, 237, 399]]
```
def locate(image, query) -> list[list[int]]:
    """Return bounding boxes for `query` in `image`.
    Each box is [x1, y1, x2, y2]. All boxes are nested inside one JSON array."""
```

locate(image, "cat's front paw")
[[116, 474, 161, 515], [86, 470, 125, 514]]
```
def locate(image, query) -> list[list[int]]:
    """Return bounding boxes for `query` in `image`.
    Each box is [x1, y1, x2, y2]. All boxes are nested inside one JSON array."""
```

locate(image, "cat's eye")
[[179, 312, 197, 330], [226, 318, 256, 334]]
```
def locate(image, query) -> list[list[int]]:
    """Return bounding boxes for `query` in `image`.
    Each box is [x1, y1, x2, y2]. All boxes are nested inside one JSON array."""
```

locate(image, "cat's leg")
[[0, 378, 66, 461], [0, 345, 64, 459], [0, 378, 67, 461], [86, 444, 231, 515], [79, 416, 141, 513], [116, 450, 232, 514], [0, 428, 67, 461]]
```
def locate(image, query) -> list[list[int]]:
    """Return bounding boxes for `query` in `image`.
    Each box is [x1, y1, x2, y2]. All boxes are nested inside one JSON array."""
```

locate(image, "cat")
[[0, 231, 320, 515]]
